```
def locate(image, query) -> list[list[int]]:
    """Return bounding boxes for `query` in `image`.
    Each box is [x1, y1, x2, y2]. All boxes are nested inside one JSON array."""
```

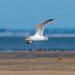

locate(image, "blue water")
[[0, 37, 75, 51]]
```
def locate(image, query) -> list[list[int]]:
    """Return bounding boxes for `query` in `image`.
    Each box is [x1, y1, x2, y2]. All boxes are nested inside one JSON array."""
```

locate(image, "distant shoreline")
[[0, 49, 75, 52]]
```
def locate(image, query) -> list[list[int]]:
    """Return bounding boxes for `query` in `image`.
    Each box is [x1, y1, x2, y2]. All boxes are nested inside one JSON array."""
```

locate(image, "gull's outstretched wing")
[[35, 19, 54, 36]]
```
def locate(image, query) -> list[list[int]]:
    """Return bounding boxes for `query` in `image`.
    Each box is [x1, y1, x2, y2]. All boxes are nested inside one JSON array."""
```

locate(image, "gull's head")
[[25, 37, 29, 41], [25, 37, 31, 45]]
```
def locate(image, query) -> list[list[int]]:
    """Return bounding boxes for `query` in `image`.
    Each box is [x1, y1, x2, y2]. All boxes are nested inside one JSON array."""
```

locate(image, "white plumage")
[[25, 19, 54, 44]]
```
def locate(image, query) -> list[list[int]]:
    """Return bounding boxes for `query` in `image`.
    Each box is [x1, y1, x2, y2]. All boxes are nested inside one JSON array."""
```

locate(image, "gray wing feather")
[[35, 19, 54, 36]]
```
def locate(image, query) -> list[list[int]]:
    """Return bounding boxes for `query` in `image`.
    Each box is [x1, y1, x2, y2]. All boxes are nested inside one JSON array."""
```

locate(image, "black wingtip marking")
[[48, 19, 55, 21]]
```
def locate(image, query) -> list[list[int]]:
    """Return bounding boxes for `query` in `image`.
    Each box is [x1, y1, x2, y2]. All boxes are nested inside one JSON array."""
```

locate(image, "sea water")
[[0, 37, 75, 51]]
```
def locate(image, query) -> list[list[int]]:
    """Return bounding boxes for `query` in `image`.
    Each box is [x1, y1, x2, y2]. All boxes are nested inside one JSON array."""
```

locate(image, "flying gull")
[[25, 19, 54, 44]]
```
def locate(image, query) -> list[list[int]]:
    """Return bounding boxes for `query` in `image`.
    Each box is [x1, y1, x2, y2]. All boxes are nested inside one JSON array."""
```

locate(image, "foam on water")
[[0, 32, 75, 38]]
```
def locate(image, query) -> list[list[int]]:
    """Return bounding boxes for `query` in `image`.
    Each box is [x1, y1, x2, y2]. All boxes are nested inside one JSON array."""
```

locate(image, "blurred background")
[[0, 0, 75, 51]]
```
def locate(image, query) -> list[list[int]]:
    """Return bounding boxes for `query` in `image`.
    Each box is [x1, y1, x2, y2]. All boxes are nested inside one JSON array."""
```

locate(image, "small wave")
[[0, 32, 75, 37], [47, 34, 75, 37], [0, 32, 30, 37]]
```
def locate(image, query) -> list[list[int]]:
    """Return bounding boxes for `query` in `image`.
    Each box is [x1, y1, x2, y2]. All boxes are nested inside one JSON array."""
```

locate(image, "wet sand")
[[0, 71, 75, 75], [0, 51, 75, 75]]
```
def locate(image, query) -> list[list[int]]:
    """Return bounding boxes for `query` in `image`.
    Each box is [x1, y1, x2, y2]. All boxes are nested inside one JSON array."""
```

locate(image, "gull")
[[25, 19, 54, 44]]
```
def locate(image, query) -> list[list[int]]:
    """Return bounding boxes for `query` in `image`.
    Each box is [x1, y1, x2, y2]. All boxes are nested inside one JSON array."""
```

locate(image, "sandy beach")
[[0, 51, 75, 75]]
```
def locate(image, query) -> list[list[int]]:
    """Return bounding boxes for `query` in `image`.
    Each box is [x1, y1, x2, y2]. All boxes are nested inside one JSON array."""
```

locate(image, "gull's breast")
[[30, 35, 46, 41]]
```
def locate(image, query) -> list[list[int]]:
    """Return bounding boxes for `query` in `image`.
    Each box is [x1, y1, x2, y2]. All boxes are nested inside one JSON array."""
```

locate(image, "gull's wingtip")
[[48, 19, 55, 21]]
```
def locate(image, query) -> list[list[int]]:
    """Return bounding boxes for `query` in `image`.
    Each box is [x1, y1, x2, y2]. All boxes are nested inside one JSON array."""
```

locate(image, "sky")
[[0, 0, 75, 29]]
